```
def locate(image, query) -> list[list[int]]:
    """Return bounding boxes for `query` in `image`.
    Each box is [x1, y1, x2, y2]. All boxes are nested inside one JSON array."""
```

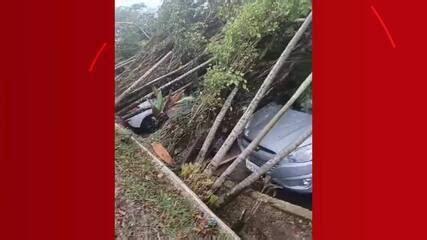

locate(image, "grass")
[[115, 129, 237, 240], [180, 163, 220, 209], [115, 131, 195, 237]]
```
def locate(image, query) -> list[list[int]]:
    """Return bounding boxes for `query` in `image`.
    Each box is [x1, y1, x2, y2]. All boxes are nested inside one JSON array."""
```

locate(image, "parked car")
[[126, 100, 157, 134], [237, 102, 312, 194], [125, 93, 191, 134]]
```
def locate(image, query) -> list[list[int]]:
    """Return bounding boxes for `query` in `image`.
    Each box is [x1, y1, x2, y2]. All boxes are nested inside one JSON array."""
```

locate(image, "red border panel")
[[362, 0, 427, 239], [3, 0, 427, 239], [313, 0, 363, 239], [1, 0, 114, 239], [314, 0, 427, 239]]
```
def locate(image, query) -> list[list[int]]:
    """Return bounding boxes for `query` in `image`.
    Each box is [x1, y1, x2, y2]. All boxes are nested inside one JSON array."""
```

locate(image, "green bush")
[[209, 0, 310, 71], [156, 0, 208, 61], [203, 66, 247, 96], [204, 0, 310, 94]]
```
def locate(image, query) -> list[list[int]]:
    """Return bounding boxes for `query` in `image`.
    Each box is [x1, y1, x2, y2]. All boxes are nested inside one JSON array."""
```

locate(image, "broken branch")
[[212, 73, 312, 191], [205, 11, 312, 175], [195, 86, 239, 164], [115, 51, 173, 105], [220, 127, 312, 206]]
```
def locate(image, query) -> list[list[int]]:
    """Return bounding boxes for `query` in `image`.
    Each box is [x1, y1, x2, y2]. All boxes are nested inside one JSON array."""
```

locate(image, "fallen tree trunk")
[[211, 73, 312, 191], [205, 11, 312, 175], [247, 191, 312, 220], [220, 128, 312, 206], [115, 58, 194, 114], [115, 51, 173, 105], [144, 57, 214, 99], [117, 58, 193, 106], [129, 58, 195, 95], [115, 71, 126, 81], [115, 56, 136, 70], [121, 81, 194, 120], [195, 86, 239, 164], [119, 58, 214, 119], [120, 58, 214, 118]]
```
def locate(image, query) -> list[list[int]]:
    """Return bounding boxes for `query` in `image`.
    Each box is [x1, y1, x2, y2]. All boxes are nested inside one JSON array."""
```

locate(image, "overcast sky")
[[115, 0, 162, 9]]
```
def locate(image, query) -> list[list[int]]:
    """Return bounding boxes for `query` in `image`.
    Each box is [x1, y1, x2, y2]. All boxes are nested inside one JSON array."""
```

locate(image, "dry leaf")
[[165, 91, 184, 110], [151, 143, 175, 166]]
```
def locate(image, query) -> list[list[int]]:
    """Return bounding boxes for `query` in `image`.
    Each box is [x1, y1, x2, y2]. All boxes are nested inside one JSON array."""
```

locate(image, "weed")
[[180, 163, 220, 208], [116, 131, 196, 237]]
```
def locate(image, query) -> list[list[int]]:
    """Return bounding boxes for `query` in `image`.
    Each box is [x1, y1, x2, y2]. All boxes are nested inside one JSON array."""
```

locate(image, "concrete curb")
[[116, 124, 240, 240], [247, 191, 312, 221]]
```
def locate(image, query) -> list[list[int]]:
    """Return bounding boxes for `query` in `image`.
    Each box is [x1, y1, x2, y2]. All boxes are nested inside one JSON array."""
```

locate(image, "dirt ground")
[[213, 150, 312, 240], [217, 193, 312, 240], [116, 128, 312, 239]]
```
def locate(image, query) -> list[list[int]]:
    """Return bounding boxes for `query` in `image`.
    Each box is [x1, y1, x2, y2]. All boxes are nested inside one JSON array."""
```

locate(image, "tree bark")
[[220, 128, 312, 206], [211, 73, 312, 191], [205, 11, 312, 175], [121, 81, 194, 120], [195, 86, 239, 164], [140, 58, 214, 100], [120, 58, 214, 120], [115, 51, 173, 105], [129, 58, 195, 95], [247, 191, 312, 220], [115, 56, 136, 70], [116, 55, 205, 114]]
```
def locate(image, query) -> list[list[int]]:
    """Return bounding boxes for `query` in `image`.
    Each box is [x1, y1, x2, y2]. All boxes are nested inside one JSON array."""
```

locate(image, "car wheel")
[[139, 115, 157, 133]]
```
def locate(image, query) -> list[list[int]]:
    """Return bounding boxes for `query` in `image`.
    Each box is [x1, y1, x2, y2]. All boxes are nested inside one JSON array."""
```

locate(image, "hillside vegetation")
[[116, 0, 312, 212]]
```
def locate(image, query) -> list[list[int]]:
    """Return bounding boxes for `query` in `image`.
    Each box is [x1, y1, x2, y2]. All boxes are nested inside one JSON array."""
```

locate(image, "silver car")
[[237, 102, 312, 194]]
